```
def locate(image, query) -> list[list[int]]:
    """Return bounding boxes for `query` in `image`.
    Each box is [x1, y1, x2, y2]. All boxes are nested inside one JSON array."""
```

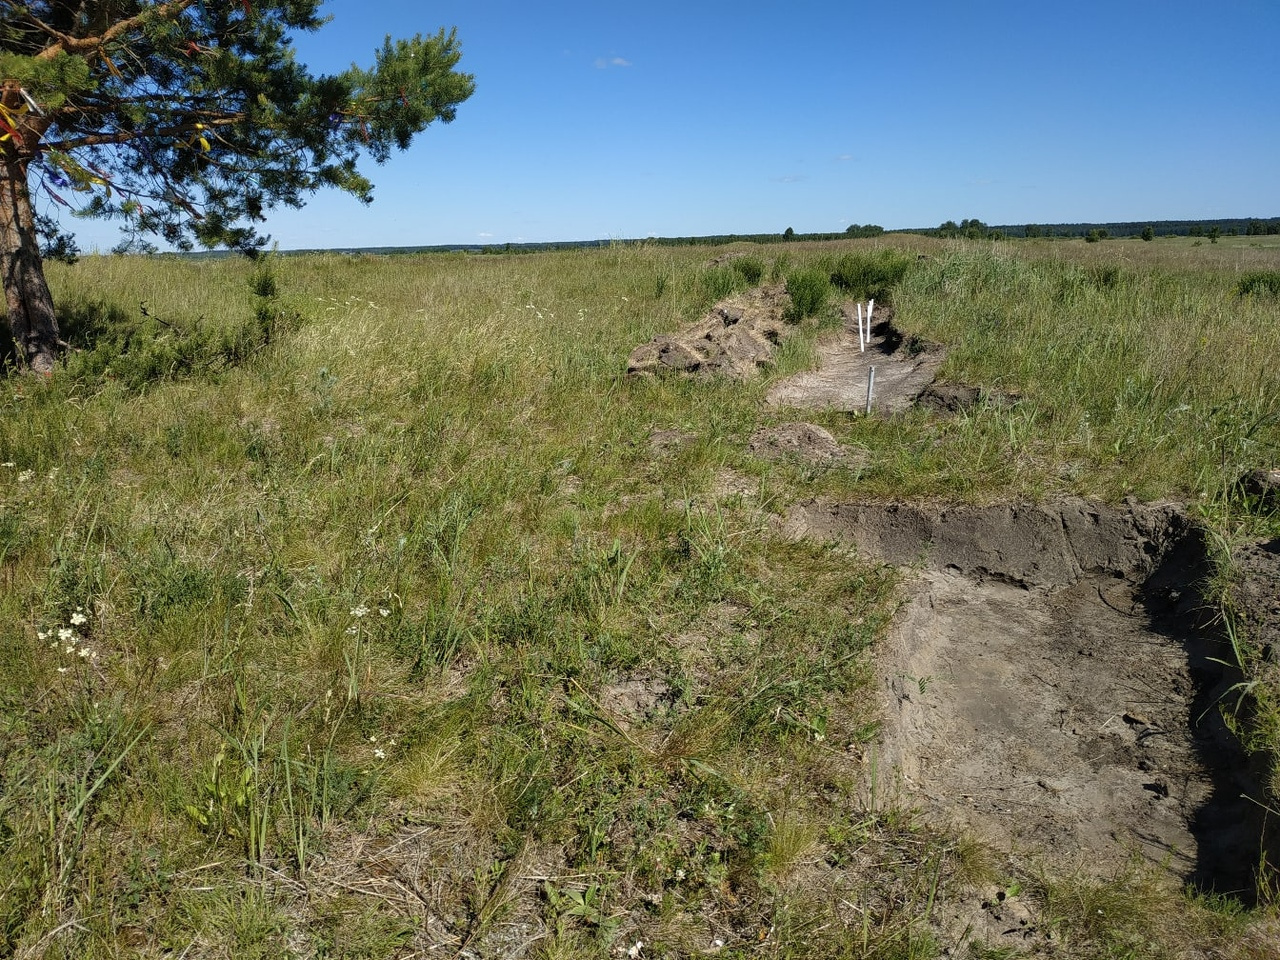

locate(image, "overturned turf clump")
[[785, 496, 1276, 899], [626, 283, 789, 378]]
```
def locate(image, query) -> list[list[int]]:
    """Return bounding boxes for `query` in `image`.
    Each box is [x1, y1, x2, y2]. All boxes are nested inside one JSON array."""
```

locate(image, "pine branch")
[[34, 0, 202, 61]]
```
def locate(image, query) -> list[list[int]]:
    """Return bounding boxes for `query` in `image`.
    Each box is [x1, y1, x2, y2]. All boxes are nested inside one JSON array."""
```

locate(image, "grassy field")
[[1, 236, 1278, 958]]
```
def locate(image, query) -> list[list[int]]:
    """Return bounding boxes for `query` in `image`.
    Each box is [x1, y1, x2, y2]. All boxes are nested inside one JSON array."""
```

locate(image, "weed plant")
[[782, 268, 830, 321], [829, 248, 916, 301], [0, 237, 1275, 958], [1236, 270, 1280, 299]]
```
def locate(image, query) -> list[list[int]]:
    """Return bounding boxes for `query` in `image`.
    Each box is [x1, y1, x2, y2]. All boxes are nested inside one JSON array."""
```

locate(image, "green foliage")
[[1236, 271, 1280, 299], [57, 258, 302, 390], [0, 241, 1275, 957], [830, 249, 916, 301], [731, 255, 765, 284], [844, 222, 885, 238], [1141, 225, 1155, 242], [936, 218, 994, 240], [700, 265, 745, 301], [5, 3, 475, 253], [784, 268, 830, 320]]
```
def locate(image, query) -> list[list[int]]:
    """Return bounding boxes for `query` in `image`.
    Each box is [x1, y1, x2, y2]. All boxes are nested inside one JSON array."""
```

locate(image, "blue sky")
[[63, 0, 1280, 251]]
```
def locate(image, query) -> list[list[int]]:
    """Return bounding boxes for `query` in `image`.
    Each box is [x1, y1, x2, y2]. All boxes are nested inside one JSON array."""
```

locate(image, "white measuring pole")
[[857, 302, 865, 351], [866, 297, 875, 333], [865, 365, 876, 415]]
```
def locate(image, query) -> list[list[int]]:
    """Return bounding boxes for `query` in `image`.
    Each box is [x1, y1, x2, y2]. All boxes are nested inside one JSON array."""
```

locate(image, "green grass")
[[0, 237, 1277, 957]]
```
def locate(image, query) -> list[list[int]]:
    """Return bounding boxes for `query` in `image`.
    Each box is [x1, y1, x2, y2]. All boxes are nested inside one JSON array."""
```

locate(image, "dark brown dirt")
[[917, 381, 1020, 414], [1232, 537, 1280, 659], [784, 497, 1275, 898]]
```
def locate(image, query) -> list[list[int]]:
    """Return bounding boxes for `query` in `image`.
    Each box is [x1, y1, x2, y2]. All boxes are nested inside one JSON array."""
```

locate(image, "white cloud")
[[478, 232, 493, 237], [773, 175, 809, 184], [594, 56, 632, 69]]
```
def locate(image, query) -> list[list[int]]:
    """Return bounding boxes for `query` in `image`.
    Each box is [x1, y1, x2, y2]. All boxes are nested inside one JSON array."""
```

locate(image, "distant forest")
[[447, 217, 1280, 255], [241, 217, 1280, 258], [917, 217, 1280, 241]]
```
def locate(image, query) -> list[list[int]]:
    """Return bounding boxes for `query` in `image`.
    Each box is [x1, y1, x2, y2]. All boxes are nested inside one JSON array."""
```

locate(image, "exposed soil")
[[1232, 536, 1280, 661], [784, 497, 1275, 898], [635, 285, 1279, 905], [917, 381, 1020, 414], [748, 421, 866, 469], [626, 284, 789, 379], [766, 304, 944, 413]]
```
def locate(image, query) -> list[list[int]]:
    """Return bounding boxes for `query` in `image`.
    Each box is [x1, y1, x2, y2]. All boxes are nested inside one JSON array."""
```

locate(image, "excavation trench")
[[784, 498, 1272, 897]]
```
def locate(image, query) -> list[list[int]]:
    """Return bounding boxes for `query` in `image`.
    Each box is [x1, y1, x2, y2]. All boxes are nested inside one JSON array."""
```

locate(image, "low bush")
[[1236, 271, 1280, 299], [732, 256, 765, 285], [700, 265, 743, 301], [785, 268, 830, 321], [830, 249, 915, 302]]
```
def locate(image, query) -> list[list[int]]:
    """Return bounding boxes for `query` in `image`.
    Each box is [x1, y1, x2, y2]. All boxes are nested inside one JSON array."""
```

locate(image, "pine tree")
[[1, 1, 474, 371]]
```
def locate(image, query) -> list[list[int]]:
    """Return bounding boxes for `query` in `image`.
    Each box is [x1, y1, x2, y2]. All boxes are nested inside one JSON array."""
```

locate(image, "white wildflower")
[[17, 470, 34, 482], [70, 611, 88, 626], [373, 747, 386, 760], [59, 627, 74, 642], [627, 942, 643, 959], [350, 605, 369, 618], [378, 607, 390, 618]]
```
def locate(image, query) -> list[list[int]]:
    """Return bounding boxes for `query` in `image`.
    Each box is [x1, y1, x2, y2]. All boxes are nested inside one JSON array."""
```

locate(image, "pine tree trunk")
[[0, 153, 62, 373]]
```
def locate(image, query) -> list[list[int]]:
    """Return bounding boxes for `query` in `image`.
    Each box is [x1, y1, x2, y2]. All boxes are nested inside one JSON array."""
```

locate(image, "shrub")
[[784, 269, 830, 322], [830, 250, 915, 302], [1236, 271, 1280, 299], [701, 265, 742, 301], [732, 256, 765, 285]]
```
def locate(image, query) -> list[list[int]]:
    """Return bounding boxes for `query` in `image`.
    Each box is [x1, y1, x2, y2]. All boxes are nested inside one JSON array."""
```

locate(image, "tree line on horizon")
[[926, 217, 1280, 241]]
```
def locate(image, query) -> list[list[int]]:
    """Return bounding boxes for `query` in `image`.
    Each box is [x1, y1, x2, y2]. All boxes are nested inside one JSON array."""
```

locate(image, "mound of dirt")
[[766, 304, 944, 413], [626, 284, 790, 379], [785, 496, 1274, 896], [748, 422, 864, 468], [917, 382, 1020, 413], [1231, 537, 1280, 677]]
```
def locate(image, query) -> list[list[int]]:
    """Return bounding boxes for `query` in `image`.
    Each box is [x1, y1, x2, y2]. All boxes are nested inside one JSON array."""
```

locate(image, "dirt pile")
[[626, 284, 789, 379], [1232, 537, 1280, 660], [748, 422, 865, 468], [785, 497, 1273, 896]]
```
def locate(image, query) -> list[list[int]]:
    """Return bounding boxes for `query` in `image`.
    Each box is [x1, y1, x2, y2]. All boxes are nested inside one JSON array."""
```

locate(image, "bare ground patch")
[[766, 304, 944, 413], [784, 497, 1276, 899]]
